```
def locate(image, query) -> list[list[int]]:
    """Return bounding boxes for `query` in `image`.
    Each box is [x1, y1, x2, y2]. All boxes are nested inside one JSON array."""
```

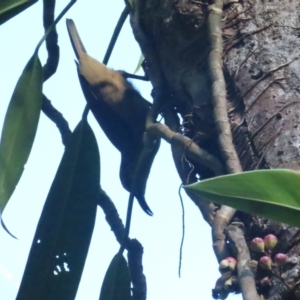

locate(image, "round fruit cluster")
[[250, 234, 286, 270], [213, 234, 289, 299]]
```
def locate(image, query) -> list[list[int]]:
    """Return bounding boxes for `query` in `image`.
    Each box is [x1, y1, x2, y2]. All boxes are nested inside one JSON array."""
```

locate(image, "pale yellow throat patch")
[[78, 53, 127, 103]]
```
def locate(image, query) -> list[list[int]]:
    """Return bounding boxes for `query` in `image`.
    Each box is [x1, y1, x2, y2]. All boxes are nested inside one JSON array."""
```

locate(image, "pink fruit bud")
[[274, 253, 287, 266], [226, 257, 237, 271], [259, 256, 272, 270], [219, 259, 229, 271], [264, 234, 278, 250], [219, 257, 237, 272], [250, 237, 265, 252]]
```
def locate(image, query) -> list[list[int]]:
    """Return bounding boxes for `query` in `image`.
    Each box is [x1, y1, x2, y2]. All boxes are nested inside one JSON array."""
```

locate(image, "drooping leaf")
[[0, 53, 42, 215], [0, 0, 37, 25], [16, 120, 100, 300], [185, 169, 300, 228], [99, 253, 131, 300]]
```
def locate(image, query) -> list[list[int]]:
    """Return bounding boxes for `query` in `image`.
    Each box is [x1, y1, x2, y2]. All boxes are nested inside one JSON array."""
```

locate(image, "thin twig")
[[274, 25, 300, 30], [224, 24, 272, 57], [223, 5, 253, 26], [122, 71, 149, 81], [119, 193, 134, 254], [250, 101, 298, 141], [166, 111, 219, 225], [226, 3, 252, 20], [242, 57, 298, 98], [234, 45, 258, 81], [245, 77, 285, 113], [223, 17, 252, 29], [103, 6, 130, 65], [178, 185, 185, 278], [241, 102, 297, 164], [254, 133, 278, 169]]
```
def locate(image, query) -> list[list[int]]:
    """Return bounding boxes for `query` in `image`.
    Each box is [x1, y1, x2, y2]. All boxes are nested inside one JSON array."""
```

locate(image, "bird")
[[66, 19, 155, 215]]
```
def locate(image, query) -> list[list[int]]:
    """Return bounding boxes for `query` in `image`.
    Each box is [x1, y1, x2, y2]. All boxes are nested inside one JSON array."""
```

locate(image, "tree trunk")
[[130, 0, 300, 299]]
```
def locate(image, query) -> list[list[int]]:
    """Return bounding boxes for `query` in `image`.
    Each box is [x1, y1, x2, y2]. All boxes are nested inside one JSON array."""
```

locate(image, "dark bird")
[[66, 19, 155, 215]]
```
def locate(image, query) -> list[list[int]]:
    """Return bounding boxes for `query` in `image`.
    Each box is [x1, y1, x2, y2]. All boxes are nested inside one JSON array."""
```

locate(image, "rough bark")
[[131, 0, 300, 299]]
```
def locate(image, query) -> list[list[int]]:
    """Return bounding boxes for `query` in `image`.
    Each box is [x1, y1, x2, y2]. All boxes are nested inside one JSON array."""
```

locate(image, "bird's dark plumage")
[[66, 19, 154, 215]]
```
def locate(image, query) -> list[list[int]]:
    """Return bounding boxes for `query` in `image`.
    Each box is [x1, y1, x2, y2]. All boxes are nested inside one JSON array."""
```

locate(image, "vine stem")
[[103, 5, 131, 65], [208, 2, 259, 299], [208, 0, 240, 260], [119, 193, 134, 254], [208, 0, 242, 175]]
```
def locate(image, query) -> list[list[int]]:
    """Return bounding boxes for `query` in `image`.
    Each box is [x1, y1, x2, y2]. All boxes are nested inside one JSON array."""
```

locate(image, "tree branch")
[[41, 95, 72, 146], [40, 0, 73, 146], [208, 0, 242, 175], [130, 0, 224, 228], [127, 239, 147, 300], [208, 0, 242, 261], [147, 123, 224, 175], [42, 0, 59, 81]]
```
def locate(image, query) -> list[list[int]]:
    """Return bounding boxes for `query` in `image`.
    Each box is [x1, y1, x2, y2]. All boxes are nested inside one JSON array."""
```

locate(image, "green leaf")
[[127, 0, 135, 9], [17, 120, 100, 300], [99, 253, 131, 300], [133, 54, 144, 74], [184, 169, 300, 228], [0, 0, 37, 25], [0, 53, 42, 215]]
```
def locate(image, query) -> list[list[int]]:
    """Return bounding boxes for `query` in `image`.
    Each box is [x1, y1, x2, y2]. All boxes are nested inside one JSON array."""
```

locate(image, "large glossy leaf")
[[0, 0, 37, 25], [99, 253, 131, 300], [16, 120, 100, 300], [185, 169, 300, 228], [0, 53, 42, 215]]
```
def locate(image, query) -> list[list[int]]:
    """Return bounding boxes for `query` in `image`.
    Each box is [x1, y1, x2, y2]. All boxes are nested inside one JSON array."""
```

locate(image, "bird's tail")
[[66, 19, 87, 60]]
